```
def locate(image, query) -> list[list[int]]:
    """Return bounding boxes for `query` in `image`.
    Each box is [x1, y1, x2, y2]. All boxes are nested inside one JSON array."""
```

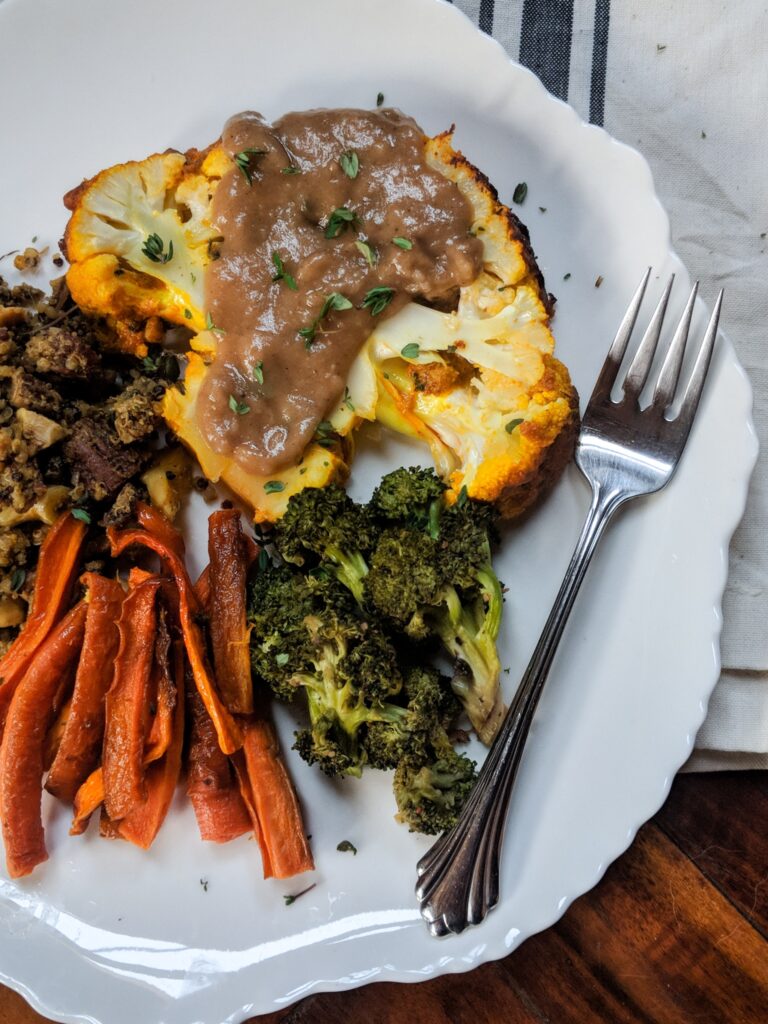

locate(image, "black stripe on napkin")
[[479, 0, 495, 35], [518, 0, 574, 101], [590, 0, 610, 125]]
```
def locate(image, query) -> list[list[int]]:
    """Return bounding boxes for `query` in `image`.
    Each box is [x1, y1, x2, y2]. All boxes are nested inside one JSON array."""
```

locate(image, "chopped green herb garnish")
[[339, 150, 360, 179], [595, 275, 604, 288], [257, 548, 270, 573], [343, 386, 355, 412], [282, 164, 301, 175], [142, 355, 158, 372], [252, 361, 264, 385], [355, 240, 376, 268], [456, 485, 469, 509], [9, 568, 25, 592], [264, 480, 286, 494], [299, 292, 352, 346], [337, 840, 357, 855], [505, 418, 524, 434], [72, 508, 92, 524], [228, 394, 250, 416], [325, 207, 359, 239], [563, 272, 571, 281], [271, 251, 298, 290], [205, 312, 225, 334], [315, 420, 338, 448], [234, 147, 268, 185], [183, 308, 192, 320], [361, 286, 394, 316], [142, 233, 173, 264], [275, 652, 290, 666], [284, 883, 316, 906], [322, 292, 353, 315], [539, 206, 547, 213], [392, 236, 413, 250], [376, 92, 384, 107], [512, 182, 528, 204], [400, 342, 420, 360]]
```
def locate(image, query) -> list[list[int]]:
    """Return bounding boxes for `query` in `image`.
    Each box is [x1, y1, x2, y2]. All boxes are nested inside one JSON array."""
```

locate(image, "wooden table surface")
[[1, 771, 766, 1024]]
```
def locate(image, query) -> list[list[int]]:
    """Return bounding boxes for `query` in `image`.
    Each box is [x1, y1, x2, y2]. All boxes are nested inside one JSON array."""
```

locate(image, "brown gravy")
[[200, 108, 482, 476]]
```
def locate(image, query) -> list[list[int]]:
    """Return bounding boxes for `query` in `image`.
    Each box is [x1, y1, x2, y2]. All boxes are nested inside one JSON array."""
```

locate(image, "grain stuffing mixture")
[[0, 275, 190, 653]]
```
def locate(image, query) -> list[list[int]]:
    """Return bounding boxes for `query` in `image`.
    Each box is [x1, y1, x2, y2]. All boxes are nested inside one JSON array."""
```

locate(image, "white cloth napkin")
[[452, 0, 768, 770]]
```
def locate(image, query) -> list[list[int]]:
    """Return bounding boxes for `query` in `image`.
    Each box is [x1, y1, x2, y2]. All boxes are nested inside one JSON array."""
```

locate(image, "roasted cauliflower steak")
[[63, 128, 578, 522]]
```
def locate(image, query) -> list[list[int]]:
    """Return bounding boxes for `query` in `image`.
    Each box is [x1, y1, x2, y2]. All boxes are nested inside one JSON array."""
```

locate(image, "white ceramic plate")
[[0, 0, 757, 1021]]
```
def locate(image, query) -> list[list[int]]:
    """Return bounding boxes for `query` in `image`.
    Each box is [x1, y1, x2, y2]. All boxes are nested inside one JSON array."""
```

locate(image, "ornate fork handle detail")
[[415, 480, 627, 937]]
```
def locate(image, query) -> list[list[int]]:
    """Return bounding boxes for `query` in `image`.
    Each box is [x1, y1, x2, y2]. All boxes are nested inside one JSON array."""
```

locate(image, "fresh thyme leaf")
[[456, 485, 469, 509], [253, 361, 264, 385], [563, 272, 571, 281], [257, 548, 270, 573], [200, 878, 209, 892], [234, 147, 268, 185], [321, 292, 354, 316], [339, 150, 360, 179], [284, 883, 316, 906], [512, 182, 528, 204], [264, 480, 286, 494], [183, 308, 192, 320], [271, 251, 298, 290], [361, 286, 394, 316], [299, 293, 352, 346], [376, 92, 384, 107], [142, 232, 173, 264], [282, 165, 301, 175], [228, 394, 250, 416], [400, 342, 420, 360], [9, 568, 25, 592], [343, 386, 355, 411], [315, 420, 338, 448], [142, 355, 158, 372], [72, 508, 92, 524], [595, 275, 604, 288], [505, 418, 524, 434], [355, 240, 376, 267], [298, 325, 317, 347], [275, 652, 290, 666], [392, 236, 412, 250], [325, 207, 358, 239], [336, 840, 357, 855], [205, 312, 225, 334]]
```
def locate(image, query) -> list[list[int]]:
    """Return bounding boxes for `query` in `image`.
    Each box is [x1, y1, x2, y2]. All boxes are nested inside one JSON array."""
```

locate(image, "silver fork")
[[416, 269, 723, 937]]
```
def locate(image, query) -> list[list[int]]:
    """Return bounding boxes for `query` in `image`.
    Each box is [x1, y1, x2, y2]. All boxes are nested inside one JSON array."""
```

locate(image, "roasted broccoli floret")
[[364, 664, 445, 769], [273, 485, 379, 604], [364, 469, 505, 744], [370, 466, 446, 538], [394, 747, 478, 835], [248, 565, 405, 777]]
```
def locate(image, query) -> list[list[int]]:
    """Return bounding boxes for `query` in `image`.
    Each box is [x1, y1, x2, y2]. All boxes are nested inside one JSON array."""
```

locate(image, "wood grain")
[[1, 772, 766, 1024]]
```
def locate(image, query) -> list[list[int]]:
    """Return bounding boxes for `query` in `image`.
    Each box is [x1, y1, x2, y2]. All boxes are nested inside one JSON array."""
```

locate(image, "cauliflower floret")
[[64, 149, 227, 351]]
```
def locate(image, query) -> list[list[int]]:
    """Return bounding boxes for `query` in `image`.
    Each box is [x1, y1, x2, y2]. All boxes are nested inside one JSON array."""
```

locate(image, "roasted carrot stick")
[[187, 684, 251, 843], [144, 604, 176, 762], [118, 640, 186, 849], [136, 501, 186, 560], [234, 713, 315, 879], [208, 509, 253, 715], [0, 601, 87, 878], [102, 579, 159, 822], [107, 528, 243, 754], [0, 513, 86, 724], [45, 574, 124, 803], [43, 696, 72, 772]]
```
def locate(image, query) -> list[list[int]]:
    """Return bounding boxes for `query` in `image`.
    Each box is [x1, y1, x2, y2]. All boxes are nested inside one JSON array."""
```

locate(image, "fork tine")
[[587, 267, 651, 404], [672, 290, 723, 441], [652, 282, 698, 410], [622, 273, 674, 396]]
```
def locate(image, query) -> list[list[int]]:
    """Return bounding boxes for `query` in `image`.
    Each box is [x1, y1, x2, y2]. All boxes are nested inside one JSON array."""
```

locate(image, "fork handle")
[[415, 480, 628, 937]]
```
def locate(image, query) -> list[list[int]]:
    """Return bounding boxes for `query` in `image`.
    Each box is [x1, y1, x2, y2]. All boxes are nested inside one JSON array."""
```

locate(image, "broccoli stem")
[[324, 543, 368, 605], [430, 581, 503, 740]]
